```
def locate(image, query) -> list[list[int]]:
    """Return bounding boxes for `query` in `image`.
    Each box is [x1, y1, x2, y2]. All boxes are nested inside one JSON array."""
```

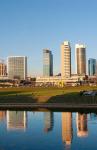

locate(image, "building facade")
[[88, 58, 96, 76], [75, 44, 86, 75], [61, 41, 71, 77], [36, 75, 85, 87], [43, 49, 53, 76], [7, 56, 27, 80], [0, 63, 7, 77]]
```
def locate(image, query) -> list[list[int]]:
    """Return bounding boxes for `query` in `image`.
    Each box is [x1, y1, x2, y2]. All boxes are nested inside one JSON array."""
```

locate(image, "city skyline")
[[1, 40, 97, 78], [0, 0, 97, 76], [0, 1, 97, 150]]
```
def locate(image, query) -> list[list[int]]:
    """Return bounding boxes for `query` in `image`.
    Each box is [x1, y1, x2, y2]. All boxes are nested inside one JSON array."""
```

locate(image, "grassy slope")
[[0, 86, 97, 103]]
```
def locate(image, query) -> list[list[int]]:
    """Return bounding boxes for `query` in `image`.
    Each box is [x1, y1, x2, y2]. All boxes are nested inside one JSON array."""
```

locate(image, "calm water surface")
[[0, 110, 97, 150]]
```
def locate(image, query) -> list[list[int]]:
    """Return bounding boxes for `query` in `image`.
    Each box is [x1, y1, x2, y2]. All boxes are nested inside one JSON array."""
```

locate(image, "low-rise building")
[[36, 75, 85, 87], [0, 60, 7, 79]]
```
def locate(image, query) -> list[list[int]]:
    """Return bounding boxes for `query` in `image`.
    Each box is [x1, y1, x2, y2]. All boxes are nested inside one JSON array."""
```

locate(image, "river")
[[0, 110, 96, 150]]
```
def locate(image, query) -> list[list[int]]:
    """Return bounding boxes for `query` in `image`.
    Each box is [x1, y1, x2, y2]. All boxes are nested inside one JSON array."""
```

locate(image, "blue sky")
[[0, 0, 97, 76]]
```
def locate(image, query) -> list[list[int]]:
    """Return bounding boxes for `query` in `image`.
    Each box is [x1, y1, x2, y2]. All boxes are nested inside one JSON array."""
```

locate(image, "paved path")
[[0, 103, 97, 109]]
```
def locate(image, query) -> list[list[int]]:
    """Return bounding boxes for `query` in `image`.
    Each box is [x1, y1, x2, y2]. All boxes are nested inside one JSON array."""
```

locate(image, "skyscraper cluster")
[[43, 40, 97, 77], [0, 40, 97, 81]]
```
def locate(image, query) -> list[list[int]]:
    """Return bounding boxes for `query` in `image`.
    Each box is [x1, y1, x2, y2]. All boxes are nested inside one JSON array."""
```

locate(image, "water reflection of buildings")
[[0, 111, 6, 121], [44, 112, 54, 132], [7, 111, 27, 131], [62, 112, 73, 149], [76, 113, 88, 137], [90, 113, 97, 120]]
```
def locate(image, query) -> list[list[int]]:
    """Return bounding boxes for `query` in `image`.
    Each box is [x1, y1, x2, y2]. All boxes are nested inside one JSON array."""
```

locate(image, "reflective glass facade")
[[88, 58, 96, 76], [43, 49, 53, 76]]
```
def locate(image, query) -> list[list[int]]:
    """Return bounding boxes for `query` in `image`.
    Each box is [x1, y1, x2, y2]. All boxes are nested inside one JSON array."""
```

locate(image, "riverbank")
[[0, 86, 97, 104], [1, 103, 97, 112]]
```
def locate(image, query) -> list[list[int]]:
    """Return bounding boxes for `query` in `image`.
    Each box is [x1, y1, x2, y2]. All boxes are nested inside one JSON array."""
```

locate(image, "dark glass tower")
[[43, 49, 53, 76], [88, 58, 96, 76]]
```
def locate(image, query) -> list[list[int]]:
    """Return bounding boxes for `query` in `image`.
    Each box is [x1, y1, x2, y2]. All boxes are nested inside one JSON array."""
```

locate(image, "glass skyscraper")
[[7, 56, 27, 80], [88, 58, 96, 76], [43, 49, 53, 76]]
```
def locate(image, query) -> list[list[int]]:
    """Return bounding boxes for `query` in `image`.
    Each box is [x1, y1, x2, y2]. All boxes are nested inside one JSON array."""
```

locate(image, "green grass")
[[0, 86, 97, 103]]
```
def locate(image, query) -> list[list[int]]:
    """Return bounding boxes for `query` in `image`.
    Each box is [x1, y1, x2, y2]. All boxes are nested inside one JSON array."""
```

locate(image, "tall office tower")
[[43, 49, 53, 76], [62, 112, 73, 148], [88, 58, 96, 76], [75, 44, 86, 75], [7, 56, 27, 80], [61, 41, 71, 77], [76, 113, 88, 137], [44, 112, 54, 132], [0, 59, 7, 77], [7, 111, 27, 131]]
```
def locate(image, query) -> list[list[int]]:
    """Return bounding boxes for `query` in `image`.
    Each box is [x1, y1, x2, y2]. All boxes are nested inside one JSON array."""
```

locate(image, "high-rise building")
[[61, 41, 71, 77], [76, 113, 88, 137], [0, 59, 7, 77], [44, 112, 54, 132], [75, 44, 86, 75], [43, 49, 53, 76], [7, 111, 27, 131], [7, 56, 27, 80], [62, 112, 73, 147], [88, 58, 96, 76]]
